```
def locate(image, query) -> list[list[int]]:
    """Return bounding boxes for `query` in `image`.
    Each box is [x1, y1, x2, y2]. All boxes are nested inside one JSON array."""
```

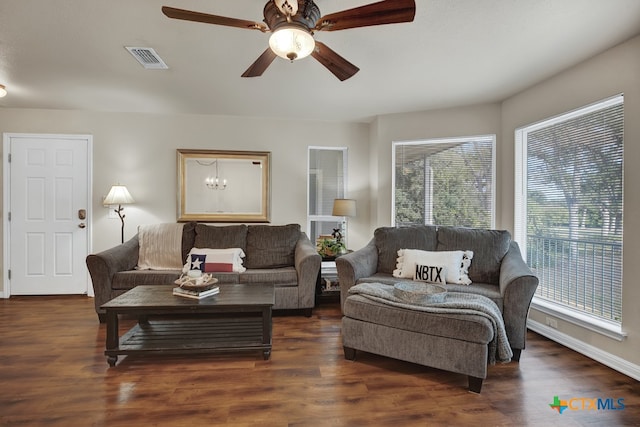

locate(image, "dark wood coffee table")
[[100, 284, 274, 366]]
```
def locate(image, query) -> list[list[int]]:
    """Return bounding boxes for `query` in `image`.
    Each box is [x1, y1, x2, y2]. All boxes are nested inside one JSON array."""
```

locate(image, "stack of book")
[[172, 286, 220, 300]]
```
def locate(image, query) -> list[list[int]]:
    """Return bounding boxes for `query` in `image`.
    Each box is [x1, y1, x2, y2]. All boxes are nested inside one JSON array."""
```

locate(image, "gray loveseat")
[[87, 223, 321, 322], [336, 225, 539, 362]]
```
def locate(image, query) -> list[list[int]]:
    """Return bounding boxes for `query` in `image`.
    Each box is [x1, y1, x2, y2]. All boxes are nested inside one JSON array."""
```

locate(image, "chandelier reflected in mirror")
[[198, 159, 227, 190]]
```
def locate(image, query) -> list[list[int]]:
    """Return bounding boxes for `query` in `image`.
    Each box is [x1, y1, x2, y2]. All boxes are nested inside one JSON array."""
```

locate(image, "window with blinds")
[[308, 147, 347, 243], [393, 136, 495, 228], [515, 95, 624, 327]]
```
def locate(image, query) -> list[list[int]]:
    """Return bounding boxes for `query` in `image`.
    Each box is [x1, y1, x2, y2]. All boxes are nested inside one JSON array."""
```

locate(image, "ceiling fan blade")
[[162, 6, 267, 32], [315, 0, 416, 32], [241, 48, 278, 78], [311, 41, 359, 81]]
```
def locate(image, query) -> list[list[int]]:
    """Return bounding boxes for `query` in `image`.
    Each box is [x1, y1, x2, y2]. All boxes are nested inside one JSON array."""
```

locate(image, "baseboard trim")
[[527, 319, 640, 381]]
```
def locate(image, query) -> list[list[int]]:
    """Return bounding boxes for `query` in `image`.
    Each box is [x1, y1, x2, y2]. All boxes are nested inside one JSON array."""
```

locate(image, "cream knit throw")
[[137, 223, 185, 270]]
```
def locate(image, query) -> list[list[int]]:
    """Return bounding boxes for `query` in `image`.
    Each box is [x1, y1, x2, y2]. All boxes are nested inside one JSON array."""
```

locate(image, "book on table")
[[172, 286, 220, 299]]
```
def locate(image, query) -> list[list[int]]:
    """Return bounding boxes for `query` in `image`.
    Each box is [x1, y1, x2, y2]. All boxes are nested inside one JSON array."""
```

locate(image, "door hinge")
[[7, 153, 11, 163], [7, 212, 10, 221], [7, 270, 10, 280]]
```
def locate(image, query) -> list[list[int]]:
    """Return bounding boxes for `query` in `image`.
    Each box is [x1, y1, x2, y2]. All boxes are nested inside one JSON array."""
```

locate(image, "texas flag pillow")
[[183, 248, 246, 273]]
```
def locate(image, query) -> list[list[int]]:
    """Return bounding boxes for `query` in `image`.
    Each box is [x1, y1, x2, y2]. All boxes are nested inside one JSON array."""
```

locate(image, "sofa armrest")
[[294, 233, 322, 309], [336, 238, 378, 310], [86, 235, 140, 317], [499, 241, 539, 350]]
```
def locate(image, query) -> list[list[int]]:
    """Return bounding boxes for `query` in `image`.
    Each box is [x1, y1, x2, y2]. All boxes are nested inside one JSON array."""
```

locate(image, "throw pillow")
[[183, 248, 246, 273], [137, 223, 185, 270], [393, 249, 474, 285], [413, 264, 447, 286], [180, 222, 197, 264]]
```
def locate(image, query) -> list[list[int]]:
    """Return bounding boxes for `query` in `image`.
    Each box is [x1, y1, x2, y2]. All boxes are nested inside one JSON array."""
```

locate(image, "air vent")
[[125, 47, 169, 69]]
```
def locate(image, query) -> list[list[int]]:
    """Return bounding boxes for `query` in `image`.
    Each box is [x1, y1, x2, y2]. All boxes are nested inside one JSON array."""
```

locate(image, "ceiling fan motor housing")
[[263, 0, 321, 32]]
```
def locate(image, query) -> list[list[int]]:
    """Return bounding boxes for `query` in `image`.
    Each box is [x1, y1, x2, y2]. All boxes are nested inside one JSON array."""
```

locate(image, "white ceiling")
[[1, 0, 639, 123]]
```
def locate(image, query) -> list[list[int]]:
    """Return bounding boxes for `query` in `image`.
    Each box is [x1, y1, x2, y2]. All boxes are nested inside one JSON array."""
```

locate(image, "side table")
[[315, 252, 351, 305]]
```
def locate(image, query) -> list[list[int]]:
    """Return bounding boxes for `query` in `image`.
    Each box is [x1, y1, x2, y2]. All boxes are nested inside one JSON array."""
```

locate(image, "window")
[[393, 135, 495, 227], [515, 95, 624, 336], [307, 147, 347, 245]]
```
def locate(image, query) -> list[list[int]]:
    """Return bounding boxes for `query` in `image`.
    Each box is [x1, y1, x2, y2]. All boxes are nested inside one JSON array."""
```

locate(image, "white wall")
[[0, 111, 370, 291], [501, 35, 640, 369]]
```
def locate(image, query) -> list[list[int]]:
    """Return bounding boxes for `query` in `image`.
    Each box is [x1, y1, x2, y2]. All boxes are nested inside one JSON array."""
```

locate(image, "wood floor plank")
[[0, 295, 638, 426]]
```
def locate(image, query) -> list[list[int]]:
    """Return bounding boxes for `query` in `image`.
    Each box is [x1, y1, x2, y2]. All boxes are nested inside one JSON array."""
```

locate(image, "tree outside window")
[[393, 136, 495, 228]]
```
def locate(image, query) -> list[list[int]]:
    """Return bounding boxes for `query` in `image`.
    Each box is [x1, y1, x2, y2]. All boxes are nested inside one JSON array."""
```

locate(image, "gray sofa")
[[87, 223, 321, 322], [336, 225, 539, 362]]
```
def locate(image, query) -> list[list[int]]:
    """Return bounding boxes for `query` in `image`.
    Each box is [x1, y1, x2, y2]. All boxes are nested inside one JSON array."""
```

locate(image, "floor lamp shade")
[[103, 185, 135, 205]]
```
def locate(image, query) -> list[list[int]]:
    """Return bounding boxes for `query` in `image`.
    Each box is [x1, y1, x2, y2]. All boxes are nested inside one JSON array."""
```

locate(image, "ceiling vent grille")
[[125, 47, 169, 69]]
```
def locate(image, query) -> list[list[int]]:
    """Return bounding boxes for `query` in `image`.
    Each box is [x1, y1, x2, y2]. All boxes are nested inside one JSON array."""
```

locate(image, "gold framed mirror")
[[177, 149, 271, 222]]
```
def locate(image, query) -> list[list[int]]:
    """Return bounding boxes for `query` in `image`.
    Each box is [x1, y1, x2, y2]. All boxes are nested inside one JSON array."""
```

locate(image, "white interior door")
[[3, 133, 92, 295]]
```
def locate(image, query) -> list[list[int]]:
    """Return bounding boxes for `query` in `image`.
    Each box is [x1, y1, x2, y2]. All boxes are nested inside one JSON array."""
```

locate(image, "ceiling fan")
[[162, 0, 416, 81]]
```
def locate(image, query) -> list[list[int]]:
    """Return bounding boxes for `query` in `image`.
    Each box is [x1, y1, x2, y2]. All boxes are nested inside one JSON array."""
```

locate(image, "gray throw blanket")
[[349, 283, 512, 364]]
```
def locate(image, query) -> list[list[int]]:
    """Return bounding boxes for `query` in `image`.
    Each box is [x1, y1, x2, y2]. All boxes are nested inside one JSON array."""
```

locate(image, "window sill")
[[531, 297, 627, 341]]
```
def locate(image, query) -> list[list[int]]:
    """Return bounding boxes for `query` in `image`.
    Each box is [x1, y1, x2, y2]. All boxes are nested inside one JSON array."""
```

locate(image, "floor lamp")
[[332, 198, 356, 249], [103, 184, 135, 243]]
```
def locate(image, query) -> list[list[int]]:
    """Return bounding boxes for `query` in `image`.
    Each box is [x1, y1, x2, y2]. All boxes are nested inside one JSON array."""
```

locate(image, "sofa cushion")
[[181, 222, 197, 264], [437, 227, 511, 284], [239, 267, 298, 286], [194, 224, 248, 252], [112, 270, 239, 290], [245, 224, 300, 269], [374, 226, 438, 274], [112, 270, 183, 290], [137, 223, 185, 270]]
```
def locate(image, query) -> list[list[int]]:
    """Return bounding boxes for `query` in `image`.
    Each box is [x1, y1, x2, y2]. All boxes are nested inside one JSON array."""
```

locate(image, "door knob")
[[78, 223, 86, 229]]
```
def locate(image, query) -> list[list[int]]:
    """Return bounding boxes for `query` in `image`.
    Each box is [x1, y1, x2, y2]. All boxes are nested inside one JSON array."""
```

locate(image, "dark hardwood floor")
[[1, 295, 638, 426]]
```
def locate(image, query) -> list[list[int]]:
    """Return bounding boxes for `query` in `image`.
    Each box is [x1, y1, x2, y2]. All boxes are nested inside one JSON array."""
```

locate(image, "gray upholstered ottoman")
[[342, 294, 495, 393]]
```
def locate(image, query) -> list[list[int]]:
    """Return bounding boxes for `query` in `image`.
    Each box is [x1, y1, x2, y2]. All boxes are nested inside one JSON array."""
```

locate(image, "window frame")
[[514, 94, 626, 340], [307, 146, 348, 243], [391, 135, 496, 228]]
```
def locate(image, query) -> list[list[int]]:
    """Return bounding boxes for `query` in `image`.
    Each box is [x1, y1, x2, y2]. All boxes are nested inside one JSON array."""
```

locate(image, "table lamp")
[[332, 198, 356, 249]]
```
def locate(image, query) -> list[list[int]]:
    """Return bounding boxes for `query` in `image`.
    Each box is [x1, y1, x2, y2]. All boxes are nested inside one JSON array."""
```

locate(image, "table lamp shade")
[[332, 199, 356, 217]]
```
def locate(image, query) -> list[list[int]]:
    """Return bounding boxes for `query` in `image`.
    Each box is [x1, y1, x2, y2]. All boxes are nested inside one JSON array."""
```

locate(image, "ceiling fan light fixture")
[[0, 84, 7, 98], [269, 26, 315, 61]]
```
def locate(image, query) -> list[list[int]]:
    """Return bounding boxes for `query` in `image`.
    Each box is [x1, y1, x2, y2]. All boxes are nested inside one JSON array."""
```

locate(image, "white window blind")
[[515, 95, 624, 325], [393, 136, 495, 228]]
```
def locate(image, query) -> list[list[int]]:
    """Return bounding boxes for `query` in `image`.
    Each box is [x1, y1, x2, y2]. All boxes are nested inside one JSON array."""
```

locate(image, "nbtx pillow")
[[393, 249, 473, 285]]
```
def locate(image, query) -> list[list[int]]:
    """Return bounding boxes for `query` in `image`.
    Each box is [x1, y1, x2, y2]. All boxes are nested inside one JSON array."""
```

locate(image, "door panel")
[[6, 134, 91, 295]]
